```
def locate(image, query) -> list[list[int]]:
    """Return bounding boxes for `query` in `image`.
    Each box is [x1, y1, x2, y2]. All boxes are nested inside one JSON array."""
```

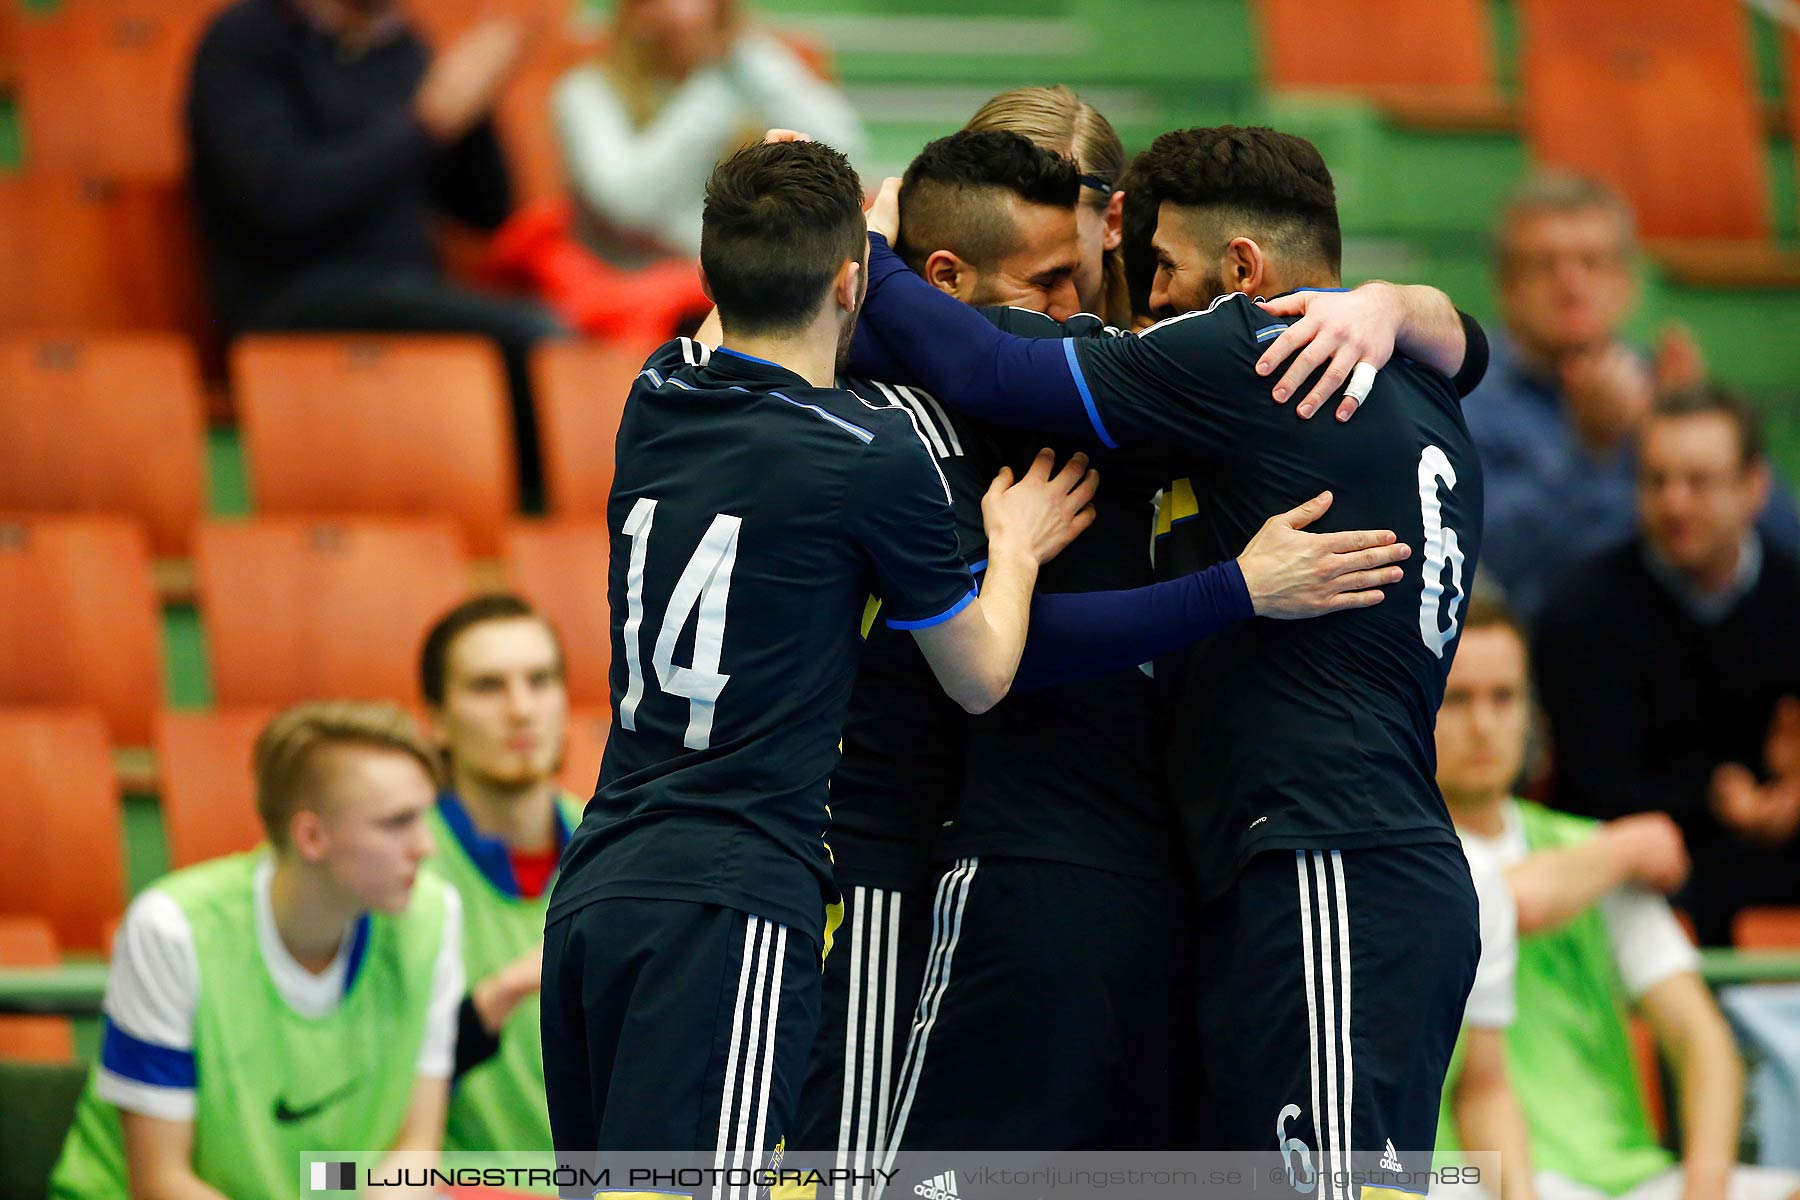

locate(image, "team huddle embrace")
[[540, 87, 1490, 1195]]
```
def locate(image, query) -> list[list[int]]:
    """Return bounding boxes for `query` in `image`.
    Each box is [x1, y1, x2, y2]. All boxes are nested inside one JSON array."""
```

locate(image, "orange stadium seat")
[[0, 708, 126, 955], [1518, 0, 1769, 241], [154, 708, 277, 870], [0, 334, 207, 557], [1256, 0, 1494, 96], [1734, 907, 1800, 949], [531, 338, 654, 516], [234, 335, 518, 555], [0, 516, 163, 744], [503, 520, 611, 704], [196, 517, 472, 707], [11, 0, 212, 179], [0, 916, 76, 1063], [0, 174, 213, 337], [559, 704, 608, 799]]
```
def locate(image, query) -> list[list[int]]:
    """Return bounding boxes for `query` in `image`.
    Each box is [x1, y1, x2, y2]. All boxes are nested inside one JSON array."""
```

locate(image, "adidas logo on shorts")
[[914, 1170, 959, 1200], [1379, 1140, 1404, 1173]]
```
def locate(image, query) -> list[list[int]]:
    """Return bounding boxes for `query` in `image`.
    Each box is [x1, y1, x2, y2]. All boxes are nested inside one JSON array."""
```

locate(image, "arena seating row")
[[0, 331, 647, 555], [0, 513, 621, 741], [4, 0, 1798, 245]]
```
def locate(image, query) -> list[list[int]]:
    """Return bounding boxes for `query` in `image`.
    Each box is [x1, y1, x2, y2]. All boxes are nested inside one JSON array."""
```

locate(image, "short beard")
[[834, 309, 861, 376]]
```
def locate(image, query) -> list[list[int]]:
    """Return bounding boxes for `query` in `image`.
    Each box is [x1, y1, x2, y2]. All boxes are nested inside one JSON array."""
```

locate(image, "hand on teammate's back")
[[981, 449, 1099, 568], [1598, 811, 1691, 893], [1235, 490, 1410, 619], [414, 16, 528, 143]]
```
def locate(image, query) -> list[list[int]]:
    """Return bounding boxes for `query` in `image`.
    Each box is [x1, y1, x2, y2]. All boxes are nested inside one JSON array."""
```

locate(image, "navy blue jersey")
[[827, 378, 994, 890], [935, 312, 1176, 879], [548, 338, 977, 945], [1069, 294, 1486, 897]]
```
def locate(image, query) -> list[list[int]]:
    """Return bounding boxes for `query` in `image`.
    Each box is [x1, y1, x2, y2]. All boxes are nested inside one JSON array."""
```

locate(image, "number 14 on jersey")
[[618, 497, 742, 751]]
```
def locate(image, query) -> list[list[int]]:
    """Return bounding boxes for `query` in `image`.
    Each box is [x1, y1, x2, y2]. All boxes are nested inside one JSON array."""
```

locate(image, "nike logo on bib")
[[274, 1077, 361, 1124]]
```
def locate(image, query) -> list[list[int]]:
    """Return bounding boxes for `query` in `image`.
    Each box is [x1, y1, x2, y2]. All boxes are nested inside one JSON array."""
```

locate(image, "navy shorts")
[[542, 898, 821, 1181], [1190, 844, 1479, 1195], [793, 879, 935, 1165], [882, 856, 1187, 1154]]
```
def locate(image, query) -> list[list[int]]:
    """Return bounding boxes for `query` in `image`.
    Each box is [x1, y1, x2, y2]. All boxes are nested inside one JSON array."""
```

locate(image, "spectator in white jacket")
[[552, 0, 866, 267]]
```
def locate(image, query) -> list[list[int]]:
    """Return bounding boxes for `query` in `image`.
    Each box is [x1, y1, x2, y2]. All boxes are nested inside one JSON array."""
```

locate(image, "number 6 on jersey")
[[618, 497, 742, 750]]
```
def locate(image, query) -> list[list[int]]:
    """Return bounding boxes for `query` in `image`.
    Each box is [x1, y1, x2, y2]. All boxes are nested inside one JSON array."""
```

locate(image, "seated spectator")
[[1439, 595, 1800, 1200], [49, 703, 463, 1200], [553, 0, 865, 268], [963, 85, 1129, 326], [1435, 833, 1536, 1200], [419, 594, 585, 1153], [186, 0, 566, 504], [1462, 173, 1798, 619], [1534, 387, 1800, 944]]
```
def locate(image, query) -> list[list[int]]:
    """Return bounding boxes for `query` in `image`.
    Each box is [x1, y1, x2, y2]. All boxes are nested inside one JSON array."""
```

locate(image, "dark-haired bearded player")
[[850, 125, 1490, 1188]]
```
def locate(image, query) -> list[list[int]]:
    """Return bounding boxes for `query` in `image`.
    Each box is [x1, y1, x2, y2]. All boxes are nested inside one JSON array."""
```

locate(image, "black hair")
[[701, 140, 868, 335], [1117, 153, 1161, 320], [1131, 126, 1342, 276], [896, 130, 1081, 273]]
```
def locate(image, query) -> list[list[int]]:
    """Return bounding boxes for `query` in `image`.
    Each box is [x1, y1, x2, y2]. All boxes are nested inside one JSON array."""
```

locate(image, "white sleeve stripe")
[[96, 1068, 197, 1121]]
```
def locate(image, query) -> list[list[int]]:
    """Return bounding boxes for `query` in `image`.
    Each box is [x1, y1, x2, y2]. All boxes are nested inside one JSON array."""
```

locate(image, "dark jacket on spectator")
[[186, 0, 511, 329], [1533, 536, 1800, 944]]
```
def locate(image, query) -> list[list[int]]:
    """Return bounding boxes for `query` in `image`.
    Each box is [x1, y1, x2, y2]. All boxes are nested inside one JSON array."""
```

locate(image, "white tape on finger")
[[1344, 361, 1379, 403]]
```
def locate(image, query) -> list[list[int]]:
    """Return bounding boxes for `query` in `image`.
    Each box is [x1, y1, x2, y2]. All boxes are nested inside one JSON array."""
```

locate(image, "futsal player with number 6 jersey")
[[539, 140, 1098, 1180], [848, 125, 1489, 1184]]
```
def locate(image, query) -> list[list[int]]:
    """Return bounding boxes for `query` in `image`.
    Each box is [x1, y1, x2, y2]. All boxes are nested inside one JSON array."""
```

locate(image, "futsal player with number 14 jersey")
[[540, 139, 1097, 1180]]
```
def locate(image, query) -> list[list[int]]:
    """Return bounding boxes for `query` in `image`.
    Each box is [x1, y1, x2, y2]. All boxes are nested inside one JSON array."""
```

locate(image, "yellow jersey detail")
[[1155, 477, 1199, 538], [860, 595, 881, 639]]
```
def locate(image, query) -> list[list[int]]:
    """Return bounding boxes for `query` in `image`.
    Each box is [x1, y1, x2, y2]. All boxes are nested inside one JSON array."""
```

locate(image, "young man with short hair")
[[1436, 595, 1800, 1200], [51, 702, 462, 1200], [419, 593, 583, 1153], [540, 138, 1099, 1168]]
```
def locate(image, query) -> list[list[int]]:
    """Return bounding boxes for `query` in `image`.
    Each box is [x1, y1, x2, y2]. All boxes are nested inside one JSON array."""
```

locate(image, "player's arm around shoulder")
[[912, 450, 1098, 713]]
